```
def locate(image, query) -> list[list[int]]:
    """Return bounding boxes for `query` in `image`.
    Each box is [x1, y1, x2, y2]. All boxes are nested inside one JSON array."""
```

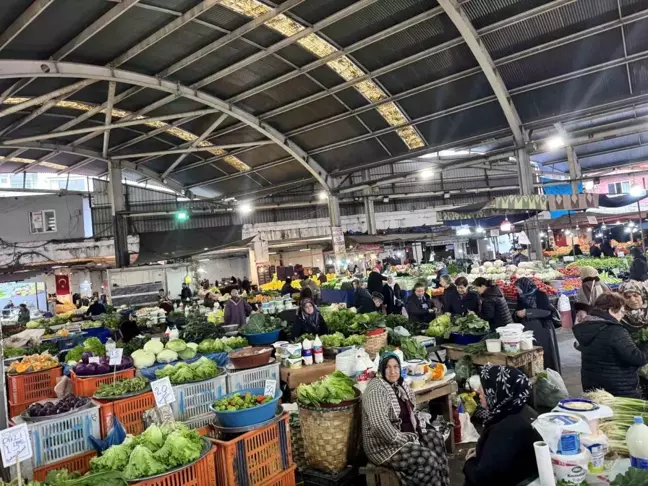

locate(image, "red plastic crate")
[[71, 368, 136, 397], [132, 447, 216, 486], [209, 414, 293, 486], [97, 392, 155, 437], [32, 451, 96, 481], [7, 366, 61, 404], [8, 400, 32, 419], [259, 466, 296, 486]]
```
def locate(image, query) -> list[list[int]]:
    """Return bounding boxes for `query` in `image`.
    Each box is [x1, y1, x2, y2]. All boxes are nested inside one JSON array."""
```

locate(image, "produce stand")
[[280, 360, 337, 391], [413, 376, 458, 453], [442, 344, 545, 378]]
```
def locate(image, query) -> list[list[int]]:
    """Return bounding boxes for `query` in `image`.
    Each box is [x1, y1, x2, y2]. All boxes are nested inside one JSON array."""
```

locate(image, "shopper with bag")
[[514, 277, 561, 373]]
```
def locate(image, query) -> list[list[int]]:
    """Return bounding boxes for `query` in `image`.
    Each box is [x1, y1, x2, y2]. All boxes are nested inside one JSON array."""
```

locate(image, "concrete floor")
[[447, 327, 582, 485]]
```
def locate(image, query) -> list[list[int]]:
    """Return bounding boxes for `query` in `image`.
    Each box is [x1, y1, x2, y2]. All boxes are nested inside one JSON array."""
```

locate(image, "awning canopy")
[[135, 226, 254, 265]]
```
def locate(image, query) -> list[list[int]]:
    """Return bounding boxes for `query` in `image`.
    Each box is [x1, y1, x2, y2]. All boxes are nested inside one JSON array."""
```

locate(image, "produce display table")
[[280, 361, 337, 390], [442, 344, 545, 378], [413, 376, 458, 453], [528, 458, 629, 485]]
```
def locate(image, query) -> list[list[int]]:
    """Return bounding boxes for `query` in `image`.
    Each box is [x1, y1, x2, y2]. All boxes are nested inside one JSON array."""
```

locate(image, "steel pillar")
[[363, 196, 377, 235], [567, 146, 581, 195], [516, 148, 543, 259], [108, 161, 129, 268]]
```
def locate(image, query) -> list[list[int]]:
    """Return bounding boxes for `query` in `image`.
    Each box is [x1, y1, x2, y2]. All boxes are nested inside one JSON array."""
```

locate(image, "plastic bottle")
[[168, 326, 180, 340], [627, 416, 648, 469], [105, 338, 116, 354], [313, 335, 324, 364]]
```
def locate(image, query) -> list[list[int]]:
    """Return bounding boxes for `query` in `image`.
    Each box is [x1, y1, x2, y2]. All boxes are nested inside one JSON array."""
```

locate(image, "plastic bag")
[[557, 294, 571, 312], [54, 375, 72, 398], [90, 416, 127, 453], [535, 368, 569, 409], [459, 412, 480, 443]]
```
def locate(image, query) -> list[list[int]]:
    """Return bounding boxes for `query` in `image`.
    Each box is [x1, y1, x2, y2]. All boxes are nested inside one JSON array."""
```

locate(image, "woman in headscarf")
[[620, 280, 648, 340], [463, 365, 541, 486], [515, 277, 561, 372], [292, 298, 329, 339], [362, 353, 449, 486], [630, 246, 648, 282], [574, 266, 610, 323]]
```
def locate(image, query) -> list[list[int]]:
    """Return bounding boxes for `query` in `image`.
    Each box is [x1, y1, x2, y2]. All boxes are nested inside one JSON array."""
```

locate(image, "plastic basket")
[[170, 373, 227, 421], [261, 466, 297, 486], [210, 388, 281, 428], [210, 413, 293, 486], [451, 332, 486, 345], [131, 445, 216, 486], [245, 330, 281, 346], [227, 362, 280, 393], [8, 400, 33, 419], [26, 404, 101, 468], [98, 392, 155, 437], [55, 333, 86, 351], [71, 368, 136, 397], [7, 366, 62, 404], [182, 413, 215, 437], [33, 451, 96, 481]]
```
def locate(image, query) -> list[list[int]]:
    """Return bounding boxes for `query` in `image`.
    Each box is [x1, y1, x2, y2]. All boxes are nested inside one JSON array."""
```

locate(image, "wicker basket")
[[298, 394, 361, 473], [363, 329, 387, 359]]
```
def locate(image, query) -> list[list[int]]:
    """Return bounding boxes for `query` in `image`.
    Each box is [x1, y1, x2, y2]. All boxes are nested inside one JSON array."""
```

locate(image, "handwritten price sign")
[[151, 377, 176, 408], [108, 348, 123, 366], [264, 379, 277, 398], [0, 424, 32, 466]]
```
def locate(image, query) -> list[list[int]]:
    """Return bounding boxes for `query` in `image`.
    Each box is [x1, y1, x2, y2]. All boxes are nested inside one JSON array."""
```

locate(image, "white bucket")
[[551, 448, 589, 484], [485, 339, 502, 353], [502, 338, 520, 353], [520, 330, 534, 350]]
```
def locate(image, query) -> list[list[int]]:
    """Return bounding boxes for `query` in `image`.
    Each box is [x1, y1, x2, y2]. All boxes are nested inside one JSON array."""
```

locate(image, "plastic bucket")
[[210, 387, 281, 427], [501, 337, 520, 353], [485, 339, 502, 353]]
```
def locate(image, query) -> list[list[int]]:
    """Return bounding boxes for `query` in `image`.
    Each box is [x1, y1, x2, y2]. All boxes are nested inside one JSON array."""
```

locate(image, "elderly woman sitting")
[[362, 353, 449, 486]]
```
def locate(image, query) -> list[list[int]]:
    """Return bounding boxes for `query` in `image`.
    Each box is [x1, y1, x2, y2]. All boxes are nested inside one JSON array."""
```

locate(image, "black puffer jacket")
[[573, 309, 648, 398], [445, 289, 480, 316], [630, 248, 648, 282], [479, 285, 513, 331]]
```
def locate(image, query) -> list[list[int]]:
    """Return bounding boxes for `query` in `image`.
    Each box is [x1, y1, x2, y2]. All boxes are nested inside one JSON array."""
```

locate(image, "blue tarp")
[[321, 289, 354, 307]]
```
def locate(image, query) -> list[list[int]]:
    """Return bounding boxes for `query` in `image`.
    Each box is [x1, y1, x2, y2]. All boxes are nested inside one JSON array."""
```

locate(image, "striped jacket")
[[362, 376, 425, 464]]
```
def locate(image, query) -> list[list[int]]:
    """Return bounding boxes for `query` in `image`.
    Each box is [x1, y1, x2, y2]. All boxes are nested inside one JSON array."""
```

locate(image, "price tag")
[[264, 379, 276, 398], [0, 424, 32, 467], [88, 357, 101, 364], [151, 377, 176, 408], [108, 348, 123, 366]]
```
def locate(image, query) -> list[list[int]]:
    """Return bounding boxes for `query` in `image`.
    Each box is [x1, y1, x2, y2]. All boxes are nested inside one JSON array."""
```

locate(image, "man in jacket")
[[367, 268, 387, 294], [473, 277, 513, 331], [445, 277, 479, 316], [511, 247, 529, 266], [180, 283, 192, 300], [224, 289, 252, 327], [629, 246, 648, 282], [589, 241, 602, 258]]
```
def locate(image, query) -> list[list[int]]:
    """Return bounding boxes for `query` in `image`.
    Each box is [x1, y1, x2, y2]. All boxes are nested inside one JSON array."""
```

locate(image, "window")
[[608, 181, 630, 194], [29, 210, 57, 234]]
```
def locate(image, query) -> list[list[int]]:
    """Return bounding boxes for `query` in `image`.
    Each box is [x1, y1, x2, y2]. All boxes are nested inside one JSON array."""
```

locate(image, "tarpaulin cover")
[[442, 212, 535, 227], [439, 195, 547, 220], [599, 193, 647, 207], [135, 226, 254, 264]]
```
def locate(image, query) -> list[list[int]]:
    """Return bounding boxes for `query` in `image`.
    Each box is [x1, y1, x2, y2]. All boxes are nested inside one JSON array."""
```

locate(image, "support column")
[[109, 161, 129, 268], [329, 195, 346, 272], [516, 148, 543, 260], [567, 146, 581, 195], [250, 235, 269, 285], [363, 196, 377, 235]]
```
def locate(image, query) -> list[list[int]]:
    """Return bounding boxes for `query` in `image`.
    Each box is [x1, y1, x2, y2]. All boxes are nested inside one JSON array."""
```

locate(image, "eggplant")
[[81, 352, 93, 365], [96, 364, 110, 374]]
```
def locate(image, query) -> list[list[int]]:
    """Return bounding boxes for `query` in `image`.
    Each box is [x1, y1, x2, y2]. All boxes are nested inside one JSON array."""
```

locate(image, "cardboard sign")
[[88, 357, 101, 364], [0, 424, 32, 466], [264, 379, 277, 398], [108, 348, 123, 366], [151, 377, 176, 408]]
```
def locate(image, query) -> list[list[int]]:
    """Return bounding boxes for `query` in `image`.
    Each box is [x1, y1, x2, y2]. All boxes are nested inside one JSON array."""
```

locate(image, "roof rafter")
[[0, 0, 55, 51]]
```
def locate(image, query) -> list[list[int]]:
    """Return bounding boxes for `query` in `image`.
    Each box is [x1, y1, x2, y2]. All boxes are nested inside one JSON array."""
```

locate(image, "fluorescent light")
[[625, 227, 632, 233], [616, 221, 622, 225], [238, 202, 253, 214], [540, 232, 546, 237], [565, 229, 572, 235], [587, 228, 592, 231], [420, 169, 434, 180], [545, 136, 565, 151], [318, 190, 328, 201], [456, 227, 471, 236], [602, 223, 607, 229], [500, 218, 512, 232], [299, 248, 310, 252], [476, 227, 485, 233], [327, 259, 333, 264], [631, 184, 645, 197]]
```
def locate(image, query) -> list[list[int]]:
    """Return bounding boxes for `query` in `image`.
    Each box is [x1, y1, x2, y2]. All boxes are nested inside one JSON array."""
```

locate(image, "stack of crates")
[[226, 362, 280, 393], [209, 413, 295, 486], [7, 366, 62, 418], [97, 392, 156, 436], [171, 372, 228, 431], [71, 368, 136, 396]]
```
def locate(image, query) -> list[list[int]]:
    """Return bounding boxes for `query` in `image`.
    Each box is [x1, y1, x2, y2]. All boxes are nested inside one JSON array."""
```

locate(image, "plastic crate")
[[131, 445, 216, 486], [33, 451, 96, 481], [261, 466, 296, 486], [183, 413, 215, 437], [8, 400, 33, 419], [54, 333, 87, 351], [7, 366, 62, 404], [24, 404, 101, 468], [226, 362, 280, 393], [300, 467, 357, 486], [71, 368, 136, 397], [210, 413, 293, 486], [98, 392, 155, 437], [170, 373, 227, 421]]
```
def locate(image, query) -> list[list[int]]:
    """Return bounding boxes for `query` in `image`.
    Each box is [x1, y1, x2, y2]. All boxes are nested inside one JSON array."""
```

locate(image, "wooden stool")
[[360, 463, 400, 486]]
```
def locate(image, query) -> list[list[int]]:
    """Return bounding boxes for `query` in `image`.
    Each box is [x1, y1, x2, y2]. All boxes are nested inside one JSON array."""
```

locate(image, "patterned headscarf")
[[620, 281, 648, 329], [299, 298, 319, 326], [515, 277, 538, 309], [479, 364, 531, 426]]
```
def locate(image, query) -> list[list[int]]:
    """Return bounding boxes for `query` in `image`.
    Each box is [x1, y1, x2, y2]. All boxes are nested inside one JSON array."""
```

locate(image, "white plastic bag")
[[459, 413, 480, 443], [557, 294, 571, 312], [535, 368, 569, 409]]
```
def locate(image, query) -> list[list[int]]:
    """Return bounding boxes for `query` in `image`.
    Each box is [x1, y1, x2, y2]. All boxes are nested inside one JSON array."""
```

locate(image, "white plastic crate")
[[18, 404, 100, 469], [183, 413, 213, 431], [226, 362, 280, 393], [170, 373, 227, 421]]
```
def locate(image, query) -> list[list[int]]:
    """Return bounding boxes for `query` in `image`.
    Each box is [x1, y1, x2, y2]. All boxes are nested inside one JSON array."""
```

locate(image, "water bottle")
[[105, 337, 116, 354], [627, 416, 648, 469]]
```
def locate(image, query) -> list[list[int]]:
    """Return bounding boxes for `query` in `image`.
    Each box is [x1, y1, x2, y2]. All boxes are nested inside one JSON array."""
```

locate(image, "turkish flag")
[[56, 275, 70, 295]]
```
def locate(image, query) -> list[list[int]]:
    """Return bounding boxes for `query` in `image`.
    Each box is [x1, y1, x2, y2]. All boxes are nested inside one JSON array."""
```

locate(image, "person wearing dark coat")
[[589, 242, 602, 258], [406, 283, 435, 324], [511, 248, 529, 266], [280, 277, 293, 296], [473, 278, 513, 331], [573, 293, 648, 398], [180, 283, 192, 300], [224, 289, 252, 327], [601, 240, 615, 257], [317, 272, 327, 285], [573, 244, 583, 256], [515, 277, 561, 373], [445, 277, 479, 316], [367, 268, 387, 294], [463, 365, 541, 486], [439, 275, 458, 314], [292, 298, 329, 338], [86, 299, 106, 317], [119, 311, 140, 343], [381, 276, 403, 315], [241, 277, 251, 293], [630, 246, 648, 282]]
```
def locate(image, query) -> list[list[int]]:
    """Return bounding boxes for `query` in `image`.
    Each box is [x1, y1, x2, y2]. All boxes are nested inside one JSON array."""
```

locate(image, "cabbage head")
[[166, 339, 187, 353], [156, 349, 179, 364], [131, 349, 156, 369], [143, 339, 164, 355]]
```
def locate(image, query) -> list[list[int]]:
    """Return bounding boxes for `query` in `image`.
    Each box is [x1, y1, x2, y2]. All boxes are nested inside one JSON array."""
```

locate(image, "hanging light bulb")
[[500, 217, 512, 232]]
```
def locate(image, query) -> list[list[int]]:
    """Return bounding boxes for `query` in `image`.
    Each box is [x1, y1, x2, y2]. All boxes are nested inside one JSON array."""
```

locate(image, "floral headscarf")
[[516, 277, 538, 309], [480, 364, 531, 426], [620, 281, 648, 330]]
